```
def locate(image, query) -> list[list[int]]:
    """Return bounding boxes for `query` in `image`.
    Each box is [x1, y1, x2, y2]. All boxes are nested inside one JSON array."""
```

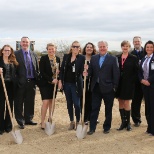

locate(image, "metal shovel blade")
[[76, 124, 88, 139], [10, 130, 23, 144], [45, 122, 55, 136]]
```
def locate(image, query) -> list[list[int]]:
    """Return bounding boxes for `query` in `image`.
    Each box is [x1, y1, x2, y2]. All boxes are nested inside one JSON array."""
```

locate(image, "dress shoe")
[[134, 122, 140, 127], [103, 129, 110, 134], [0, 130, 4, 135], [5, 128, 12, 133], [19, 124, 25, 129], [87, 130, 95, 135], [97, 120, 99, 124], [68, 121, 75, 130], [25, 121, 37, 125]]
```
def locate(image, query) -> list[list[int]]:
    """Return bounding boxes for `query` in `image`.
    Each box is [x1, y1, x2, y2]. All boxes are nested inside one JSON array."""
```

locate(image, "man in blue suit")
[[87, 41, 120, 135]]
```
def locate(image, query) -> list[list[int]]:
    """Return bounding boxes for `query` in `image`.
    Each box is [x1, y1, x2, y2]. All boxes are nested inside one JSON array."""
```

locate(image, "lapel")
[[149, 55, 154, 72], [94, 54, 100, 71], [30, 50, 36, 70], [19, 50, 26, 68]]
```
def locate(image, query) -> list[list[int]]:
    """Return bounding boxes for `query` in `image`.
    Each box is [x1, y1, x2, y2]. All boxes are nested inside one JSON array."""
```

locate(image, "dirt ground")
[[0, 88, 154, 154]]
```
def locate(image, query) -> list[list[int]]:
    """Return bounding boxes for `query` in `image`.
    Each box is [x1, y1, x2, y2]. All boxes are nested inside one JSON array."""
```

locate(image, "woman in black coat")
[[0, 44, 18, 135], [139, 40, 154, 136], [39, 43, 60, 129], [58, 41, 85, 130], [116, 40, 138, 131]]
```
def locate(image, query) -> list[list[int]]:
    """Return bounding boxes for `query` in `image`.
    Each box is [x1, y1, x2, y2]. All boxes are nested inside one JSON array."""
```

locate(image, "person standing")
[[139, 40, 154, 135], [131, 36, 145, 127], [14, 36, 39, 129], [116, 40, 138, 131], [0, 45, 18, 135], [39, 43, 60, 129], [81, 42, 97, 123], [58, 41, 85, 130], [87, 41, 120, 135]]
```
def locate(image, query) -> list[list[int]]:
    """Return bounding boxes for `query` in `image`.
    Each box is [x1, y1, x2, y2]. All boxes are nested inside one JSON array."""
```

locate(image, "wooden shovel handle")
[[1, 73, 15, 128]]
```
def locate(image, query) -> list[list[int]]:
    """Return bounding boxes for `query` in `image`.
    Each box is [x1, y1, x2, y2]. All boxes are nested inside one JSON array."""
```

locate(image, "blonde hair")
[[69, 41, 81, 54], [121, 40, 131, 47], [46, 43, 57, 50]]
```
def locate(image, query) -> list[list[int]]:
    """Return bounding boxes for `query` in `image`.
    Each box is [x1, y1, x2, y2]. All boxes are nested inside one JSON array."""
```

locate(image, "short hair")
[[21, 36, 30, 41], [121, 40, 131, 47], [144, 40, 154, 55], [82, 42, 97, 55], [133, 36, 141, 41], [46, 43, 57, 50], [98, 41, 108, 47]]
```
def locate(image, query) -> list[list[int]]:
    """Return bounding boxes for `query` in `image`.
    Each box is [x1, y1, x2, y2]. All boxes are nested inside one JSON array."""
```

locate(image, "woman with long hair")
[[81, 42, 96, 123], [58, 41, 85, 130], [39, 43, 60, 129], [0, 45, 18, 135]]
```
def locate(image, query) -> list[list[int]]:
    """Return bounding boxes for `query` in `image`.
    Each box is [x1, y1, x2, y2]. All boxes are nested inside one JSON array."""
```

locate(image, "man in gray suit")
[[87, 41, 120, 135], [14, 36, 39, 129]]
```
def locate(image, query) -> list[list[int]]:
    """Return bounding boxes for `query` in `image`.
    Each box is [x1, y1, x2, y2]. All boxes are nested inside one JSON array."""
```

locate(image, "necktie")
[[143, 57, 149, 80], [25, 52, 31, 76]]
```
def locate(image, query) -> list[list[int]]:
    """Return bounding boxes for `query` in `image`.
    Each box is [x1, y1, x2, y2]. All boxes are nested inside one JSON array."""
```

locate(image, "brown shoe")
[[68, 121, 75, 130]]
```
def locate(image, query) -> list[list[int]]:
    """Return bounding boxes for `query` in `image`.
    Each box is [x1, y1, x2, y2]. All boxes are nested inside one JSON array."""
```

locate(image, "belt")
[[27, 78, 35, 82]]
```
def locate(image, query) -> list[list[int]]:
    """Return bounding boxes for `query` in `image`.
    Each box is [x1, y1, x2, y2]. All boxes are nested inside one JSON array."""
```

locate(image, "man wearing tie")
[[14, 37, 39, 129], [131, 36, 145, 127], [87, 41, 120, 135]]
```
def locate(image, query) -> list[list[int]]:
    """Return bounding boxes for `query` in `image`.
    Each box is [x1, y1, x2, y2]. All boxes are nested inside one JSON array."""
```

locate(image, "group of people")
[[0, 36, 154, 137]]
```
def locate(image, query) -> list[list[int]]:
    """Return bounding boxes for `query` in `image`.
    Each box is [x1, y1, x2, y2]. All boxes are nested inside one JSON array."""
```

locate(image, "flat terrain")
[[0, 88, 154, 154]]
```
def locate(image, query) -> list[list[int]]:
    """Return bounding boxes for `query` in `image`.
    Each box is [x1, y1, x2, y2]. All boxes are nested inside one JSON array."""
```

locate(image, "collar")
[[145, 53, 153, 58], [99, 53, 107, 58]]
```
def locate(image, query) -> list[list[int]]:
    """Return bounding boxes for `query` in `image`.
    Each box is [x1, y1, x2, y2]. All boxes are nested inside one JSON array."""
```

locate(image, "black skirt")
[[39, 83, 57, 100]]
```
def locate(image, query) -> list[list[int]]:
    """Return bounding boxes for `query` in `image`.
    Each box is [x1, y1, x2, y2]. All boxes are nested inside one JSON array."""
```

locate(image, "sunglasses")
[[72, 46, 80, 48]]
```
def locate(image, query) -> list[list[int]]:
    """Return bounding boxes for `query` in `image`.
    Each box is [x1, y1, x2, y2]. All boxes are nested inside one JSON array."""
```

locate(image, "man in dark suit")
[[131, 36, 145, 127], [14, 36, 39, 129], [87, 41, 120, 135]]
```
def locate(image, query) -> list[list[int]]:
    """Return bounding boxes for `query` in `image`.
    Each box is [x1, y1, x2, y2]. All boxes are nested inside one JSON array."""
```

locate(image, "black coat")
[[116, 54, 138, 99], [39, 55, 60, 87], [59, 53, 85, 97]]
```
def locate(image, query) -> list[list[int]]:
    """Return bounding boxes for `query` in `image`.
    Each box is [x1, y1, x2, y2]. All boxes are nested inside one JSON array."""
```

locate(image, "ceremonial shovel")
[[76, 60, 88, 139], [45, 63, 59, 135], [1, 73, 23, 144]]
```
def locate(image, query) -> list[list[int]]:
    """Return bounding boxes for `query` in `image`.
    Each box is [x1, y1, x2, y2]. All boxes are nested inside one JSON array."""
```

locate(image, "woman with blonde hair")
[[58, 41, 85, 130], [39, 43, 60, 129], [0, 45, 18, 135]]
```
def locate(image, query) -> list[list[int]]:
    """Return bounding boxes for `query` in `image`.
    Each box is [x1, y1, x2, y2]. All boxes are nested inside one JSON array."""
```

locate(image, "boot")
[[117, 109, 127, 131], [68, 121, 75, 130], [125, 110, 132, 131]]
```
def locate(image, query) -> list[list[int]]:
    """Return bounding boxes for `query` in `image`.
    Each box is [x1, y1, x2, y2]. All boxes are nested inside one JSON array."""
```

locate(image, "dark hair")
[[82, 42, 96, 55], [21, 36, 30, 41], [144, 40, 154, 55], [0, 44, 18, 66]]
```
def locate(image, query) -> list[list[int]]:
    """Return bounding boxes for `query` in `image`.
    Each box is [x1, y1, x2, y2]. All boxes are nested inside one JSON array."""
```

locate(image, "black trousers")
[[14, 80, 36, 125], [0, 81, 13, 131], [142, 85, 154, 134], [131, 81, 143, 123], [90, 83, 114, 131]]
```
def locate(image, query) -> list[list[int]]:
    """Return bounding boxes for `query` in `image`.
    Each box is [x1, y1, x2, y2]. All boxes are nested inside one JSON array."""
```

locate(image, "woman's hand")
[[0, 67, 3, 75], [58, 80, 63, 90], [52, 79, 58, 84], [141, 79, 150, 86]]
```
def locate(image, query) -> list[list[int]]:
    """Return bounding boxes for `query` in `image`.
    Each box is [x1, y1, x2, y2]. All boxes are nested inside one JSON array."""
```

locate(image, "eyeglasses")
[[4, 50, 11, 52], [72, 46, 80, 49]]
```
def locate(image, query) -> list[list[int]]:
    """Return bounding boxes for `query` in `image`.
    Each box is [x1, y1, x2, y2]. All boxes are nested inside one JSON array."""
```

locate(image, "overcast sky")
[[0, 0, 154, 51]]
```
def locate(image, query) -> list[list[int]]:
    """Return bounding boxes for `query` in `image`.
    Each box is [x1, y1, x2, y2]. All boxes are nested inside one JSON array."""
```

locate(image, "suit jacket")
[[59, 53, 85, 96], [39, 55, 60, 86], [15, 49, 39, 87], [139, 54, 154, 88], [89, 53, 120, 94], [131, 47, 145, 61]]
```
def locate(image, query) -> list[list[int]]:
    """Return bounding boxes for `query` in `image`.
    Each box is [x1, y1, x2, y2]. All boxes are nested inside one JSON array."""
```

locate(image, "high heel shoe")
[[40, 122, 45, 130]]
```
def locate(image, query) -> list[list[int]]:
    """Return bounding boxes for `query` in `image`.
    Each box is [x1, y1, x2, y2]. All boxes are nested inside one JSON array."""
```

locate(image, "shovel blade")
[[76, 124, 88, 139], [11, 130, 23, 144], [45, 122, 55, 136]]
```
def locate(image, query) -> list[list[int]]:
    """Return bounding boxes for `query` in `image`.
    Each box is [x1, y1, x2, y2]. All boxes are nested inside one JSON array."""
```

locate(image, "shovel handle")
[[0, 73, 15, 128], [49, 63, 59, 121], [81, 60, 87, 124]]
